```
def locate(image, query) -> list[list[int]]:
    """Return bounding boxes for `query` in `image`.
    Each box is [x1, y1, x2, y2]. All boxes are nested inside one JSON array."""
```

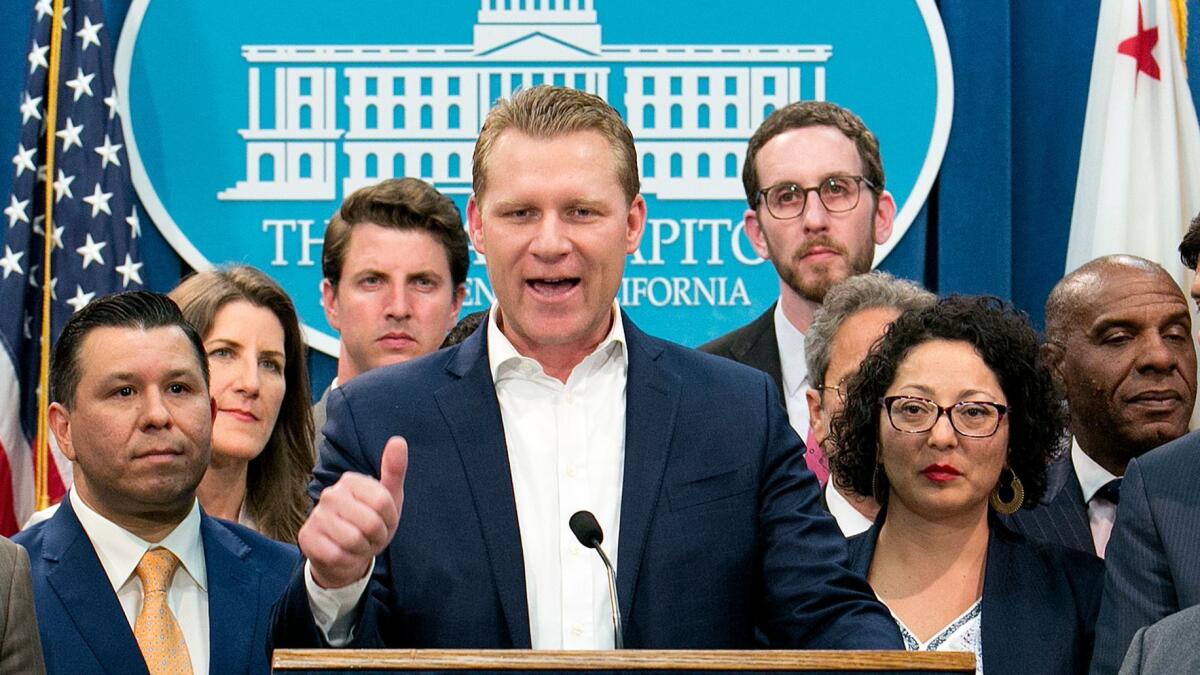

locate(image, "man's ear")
[[1041, 341, 1067, 394], [805, 387, 828, 451], [467, 195, 486, 256], [47, 402, 74, 462], [321, 278, 340, 332], [742, 207, 772, 260]]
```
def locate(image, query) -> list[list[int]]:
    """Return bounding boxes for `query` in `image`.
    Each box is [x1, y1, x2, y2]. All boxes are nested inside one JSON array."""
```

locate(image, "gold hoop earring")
[[990, 467, 1025, 515]]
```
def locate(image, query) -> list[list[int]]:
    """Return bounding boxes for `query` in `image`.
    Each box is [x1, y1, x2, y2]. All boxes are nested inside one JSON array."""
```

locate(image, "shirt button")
[[565, 392, 575, 404], [572, 624, 584, 636], [571, 547, 581, 557], [566, 466, 577, 478]]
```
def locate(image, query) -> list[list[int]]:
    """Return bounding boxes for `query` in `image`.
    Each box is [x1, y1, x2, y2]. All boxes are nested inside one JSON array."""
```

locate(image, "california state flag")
[[1068, 0, 1200, 289]]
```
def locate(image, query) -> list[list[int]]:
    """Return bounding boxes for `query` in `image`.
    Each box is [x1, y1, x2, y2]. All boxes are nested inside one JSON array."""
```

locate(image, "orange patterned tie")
[[133, 548, 193, 675]]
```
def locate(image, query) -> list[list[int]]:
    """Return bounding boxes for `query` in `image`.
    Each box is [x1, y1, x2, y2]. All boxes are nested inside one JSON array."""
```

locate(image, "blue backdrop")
[[1, 1, 1196, 397]]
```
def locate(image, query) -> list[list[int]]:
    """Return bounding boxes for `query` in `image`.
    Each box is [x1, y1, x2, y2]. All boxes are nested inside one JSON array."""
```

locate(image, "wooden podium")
[[272, 649, 975, 672]]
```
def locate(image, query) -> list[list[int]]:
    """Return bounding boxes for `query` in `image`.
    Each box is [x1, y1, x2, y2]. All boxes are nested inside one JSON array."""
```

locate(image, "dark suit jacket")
[[847, 515, 1104, 675], [0, 536, 44, 674], [1090, 430, 1200, 675], [698, 304, 785, 399], [1003, 452, 1095, 555], [14, 497, 298, 675], [271, 313, 902, 650], [1119, 604, 1200, 674]]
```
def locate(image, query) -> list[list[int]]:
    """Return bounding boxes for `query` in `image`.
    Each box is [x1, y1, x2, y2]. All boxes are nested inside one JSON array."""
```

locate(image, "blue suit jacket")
[[14, 497, 298, 675], [1090, 430, 1200, 675], [1004, 452, 1095, 555], [847, 515, 1104, 675], [271, 314, 903, 650]]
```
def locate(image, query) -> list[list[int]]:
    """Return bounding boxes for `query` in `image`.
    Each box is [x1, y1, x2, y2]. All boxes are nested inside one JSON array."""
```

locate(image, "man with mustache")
[[1007, 255, 1197, 560], [701, 102, 895, 486], [1090, 225, 1200, 674], [314, 178, 470, 445], [14, 292, 297, 674]]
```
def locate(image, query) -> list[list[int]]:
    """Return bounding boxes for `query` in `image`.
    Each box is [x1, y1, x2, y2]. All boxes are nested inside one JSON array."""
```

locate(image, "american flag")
[[0, 0, 144, 533]]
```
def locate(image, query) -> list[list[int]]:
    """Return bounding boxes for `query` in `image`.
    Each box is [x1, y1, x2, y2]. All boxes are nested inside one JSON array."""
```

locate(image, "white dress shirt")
[[774, 301, 811, 438], [309, 303, 628, 650], [71, 489, 209, 674], [824, 481, 873, 537], [1072, 440, 1119, 558]]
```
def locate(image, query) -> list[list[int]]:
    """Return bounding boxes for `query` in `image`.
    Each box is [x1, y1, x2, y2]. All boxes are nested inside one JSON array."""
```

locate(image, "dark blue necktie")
[[1094, 478, 1122, 505]]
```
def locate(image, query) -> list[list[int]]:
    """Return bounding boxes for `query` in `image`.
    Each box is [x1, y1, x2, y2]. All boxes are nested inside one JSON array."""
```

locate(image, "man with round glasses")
[[702, 101, 896, 486]]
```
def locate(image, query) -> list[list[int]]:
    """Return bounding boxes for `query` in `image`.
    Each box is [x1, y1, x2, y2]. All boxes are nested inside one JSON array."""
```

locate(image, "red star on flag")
[[1117, 1, 1161, 81]]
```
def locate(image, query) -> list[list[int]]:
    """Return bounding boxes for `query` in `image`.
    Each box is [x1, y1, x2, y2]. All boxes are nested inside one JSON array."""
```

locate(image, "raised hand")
[[299, 436, 409, 589]]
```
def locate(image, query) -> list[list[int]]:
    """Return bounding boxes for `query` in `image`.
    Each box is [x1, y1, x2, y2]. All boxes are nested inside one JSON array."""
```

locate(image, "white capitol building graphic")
[[218, 0, 831, 202]]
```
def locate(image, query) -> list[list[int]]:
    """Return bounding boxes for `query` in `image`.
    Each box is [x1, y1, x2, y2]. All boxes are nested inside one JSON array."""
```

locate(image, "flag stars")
[[82, 183, 113, 217], [52, 169, 75, 202], [5, 196, 30, 227], [19, 93, 43, 125], [76, 16, 103, 51], [33, 221, 65, 251], [126, 209, 141, 238], [75, 234, 107, 269], [12, 144, 37, 177], [34, 0, 53, 22], [65, 286, 96, 313], [28, 41, 49, 74], [65, 68, 95, 102], [104, 88, 119, 120], [0, 247, 25, 280], [116, 254, 143, 287], [56, 117, 84, 152], [29, 269, 59, 300], [94, 135, 122, 168]]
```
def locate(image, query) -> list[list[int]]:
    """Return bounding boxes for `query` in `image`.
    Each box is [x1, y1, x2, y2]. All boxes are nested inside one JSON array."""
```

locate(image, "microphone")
[[569, 510, 624, 649]]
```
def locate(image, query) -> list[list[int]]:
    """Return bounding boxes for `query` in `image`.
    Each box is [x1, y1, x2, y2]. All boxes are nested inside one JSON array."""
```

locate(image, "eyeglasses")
[[816, 383, 846, 403], [757, 175, 876, 220], [880, 395, 1009, 438]]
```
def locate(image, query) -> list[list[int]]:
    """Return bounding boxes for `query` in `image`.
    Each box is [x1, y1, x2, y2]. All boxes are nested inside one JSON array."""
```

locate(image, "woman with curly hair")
[[170, 265, 314, 544], [829, 295, 1103, 675]]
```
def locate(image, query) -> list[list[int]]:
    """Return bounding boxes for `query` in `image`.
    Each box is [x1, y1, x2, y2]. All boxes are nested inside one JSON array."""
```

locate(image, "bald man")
[[1006, 255, 1197, 559]]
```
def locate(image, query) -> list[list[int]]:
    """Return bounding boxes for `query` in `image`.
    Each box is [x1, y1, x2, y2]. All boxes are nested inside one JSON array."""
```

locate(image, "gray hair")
[[805, 271, 936, 387]]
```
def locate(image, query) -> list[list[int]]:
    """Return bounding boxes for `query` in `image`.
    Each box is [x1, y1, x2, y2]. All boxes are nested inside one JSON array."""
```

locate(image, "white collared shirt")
[[71, 489, 209, 674], [1072, 440, 1119, 558], [308, 303, 629, 650], [824, 481, 873, 537], [489, 302, 628, 649], [773, 301, 811, 438]]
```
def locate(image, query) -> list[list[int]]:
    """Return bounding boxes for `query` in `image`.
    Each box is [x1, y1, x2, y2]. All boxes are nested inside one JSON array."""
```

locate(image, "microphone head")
[[569, 510, 603, 549]]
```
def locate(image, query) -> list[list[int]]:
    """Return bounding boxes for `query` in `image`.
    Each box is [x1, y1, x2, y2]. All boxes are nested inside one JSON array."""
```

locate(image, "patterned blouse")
[[891, 599, 982, 675]]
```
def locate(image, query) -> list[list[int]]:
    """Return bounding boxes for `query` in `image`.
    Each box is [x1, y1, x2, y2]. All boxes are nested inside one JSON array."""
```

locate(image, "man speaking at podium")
[[270, 86, 903, 652]]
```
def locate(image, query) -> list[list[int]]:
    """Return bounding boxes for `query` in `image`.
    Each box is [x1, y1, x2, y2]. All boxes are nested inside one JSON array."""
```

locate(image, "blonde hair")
[[472, 85, 639, 202]]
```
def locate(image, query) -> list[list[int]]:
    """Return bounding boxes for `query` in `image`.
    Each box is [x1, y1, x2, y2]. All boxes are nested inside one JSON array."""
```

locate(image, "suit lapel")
[[203, 515, 259, 675], [981, 524, 1039, 670], [615, 317, 681, 626], [729, 305, 784, 399], [42, 500, 149, 675], [435, 327, 532, 648]]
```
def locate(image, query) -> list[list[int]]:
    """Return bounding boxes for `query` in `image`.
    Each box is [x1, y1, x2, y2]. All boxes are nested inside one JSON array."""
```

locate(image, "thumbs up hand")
[[299, 436, 409, 590]]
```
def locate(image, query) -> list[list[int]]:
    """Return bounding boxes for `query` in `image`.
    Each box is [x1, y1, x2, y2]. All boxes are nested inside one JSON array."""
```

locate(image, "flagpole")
[[34, 0, 68, 512]]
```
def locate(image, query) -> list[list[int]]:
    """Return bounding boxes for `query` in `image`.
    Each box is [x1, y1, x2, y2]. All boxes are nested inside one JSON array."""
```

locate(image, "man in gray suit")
[[1007, 255, 1196, 559], [0, 535, 45, 674], [1090, 217, 1200, 674], [1119, 604, 1200, 673], [314, 178, 470, 442]]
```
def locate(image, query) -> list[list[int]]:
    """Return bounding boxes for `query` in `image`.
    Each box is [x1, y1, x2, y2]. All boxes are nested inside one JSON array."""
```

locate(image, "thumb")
[[379, 435, 409, 508]]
